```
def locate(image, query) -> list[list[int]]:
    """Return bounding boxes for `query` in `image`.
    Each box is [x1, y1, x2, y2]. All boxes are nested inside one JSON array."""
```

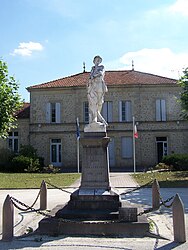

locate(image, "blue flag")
[[76, 117, 80, 139]]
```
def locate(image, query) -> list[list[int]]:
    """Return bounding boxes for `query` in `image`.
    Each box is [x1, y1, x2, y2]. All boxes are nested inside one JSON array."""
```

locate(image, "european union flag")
[[76, 117, 80, 139]]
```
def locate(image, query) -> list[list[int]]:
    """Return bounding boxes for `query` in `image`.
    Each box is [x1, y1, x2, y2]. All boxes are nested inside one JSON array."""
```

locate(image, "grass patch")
[[0, 173, 81, 189], [132, 171, 188, 188]]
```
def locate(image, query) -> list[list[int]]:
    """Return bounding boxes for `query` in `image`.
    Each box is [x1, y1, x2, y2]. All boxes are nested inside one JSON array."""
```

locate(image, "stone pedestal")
[[66, 132, 121, 212], [80, 132, 110, 190]]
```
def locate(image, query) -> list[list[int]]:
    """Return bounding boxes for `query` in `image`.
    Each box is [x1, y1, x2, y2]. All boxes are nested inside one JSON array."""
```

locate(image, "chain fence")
[[8, 179, 176, 227]]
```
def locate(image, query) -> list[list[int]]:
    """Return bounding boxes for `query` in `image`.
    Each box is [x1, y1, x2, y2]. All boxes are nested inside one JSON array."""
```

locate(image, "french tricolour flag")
[[134, 124, 138, 139]]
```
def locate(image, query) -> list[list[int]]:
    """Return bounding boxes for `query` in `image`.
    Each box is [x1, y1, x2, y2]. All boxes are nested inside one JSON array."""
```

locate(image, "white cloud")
[[11, 42, 43, 56], [168, 0, 188, 16], [106, 48, 188, 79]]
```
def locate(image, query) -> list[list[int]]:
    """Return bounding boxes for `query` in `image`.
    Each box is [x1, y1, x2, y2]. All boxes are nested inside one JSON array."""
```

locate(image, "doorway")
[[156, 137, 168, 163], [50, 139, 62, 167]]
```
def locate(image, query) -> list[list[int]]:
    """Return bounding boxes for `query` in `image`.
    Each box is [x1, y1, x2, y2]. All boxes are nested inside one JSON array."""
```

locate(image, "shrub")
[[154, 162, 174, 171], [11, 155, 40, 173], [43, 164, 60, 174], [0, 148, 15, 172], [162, 154, 188, 171], [19, 145, 38, 159]]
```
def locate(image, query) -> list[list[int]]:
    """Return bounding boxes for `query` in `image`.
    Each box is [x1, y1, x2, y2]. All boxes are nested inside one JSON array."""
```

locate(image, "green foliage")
[[0, 60, 23, 138], [0, 148, 15, 171], [43, 164, 61, 174], [178, 67, 188, 119], [19, 144, 38, 159], [154, 162, 173, 171], [162, 154, 188, 171], [11, 155, 40, 173], [0, 144, 44, 173]]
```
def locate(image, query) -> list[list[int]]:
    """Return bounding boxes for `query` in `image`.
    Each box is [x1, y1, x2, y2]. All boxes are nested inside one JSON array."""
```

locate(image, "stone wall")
[[0, 83, 187, 170]]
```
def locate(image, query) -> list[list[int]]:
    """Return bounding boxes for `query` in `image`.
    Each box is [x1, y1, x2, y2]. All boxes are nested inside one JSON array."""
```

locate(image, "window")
[[121, 137, 133, 158], [119, 101, 132, 122], [50, 139, 62, 166], [8, 132, 19, 153], [46, 103, 60, 123], [156, 99, 166, 121], [84, 102, 89, 123], [102, 101, 113, 122]]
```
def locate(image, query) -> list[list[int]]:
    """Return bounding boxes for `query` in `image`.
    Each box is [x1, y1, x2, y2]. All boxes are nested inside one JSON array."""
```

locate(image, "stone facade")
[[0, 70, 187, 171]]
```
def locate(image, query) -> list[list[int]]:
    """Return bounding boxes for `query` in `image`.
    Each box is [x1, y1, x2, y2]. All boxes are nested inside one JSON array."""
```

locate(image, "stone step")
[[39, 215, 149, 237], [56, 205, 119, 220]]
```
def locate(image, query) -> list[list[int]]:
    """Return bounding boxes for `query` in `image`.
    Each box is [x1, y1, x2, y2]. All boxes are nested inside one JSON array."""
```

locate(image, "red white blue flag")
[[134, 124, 138, 139]]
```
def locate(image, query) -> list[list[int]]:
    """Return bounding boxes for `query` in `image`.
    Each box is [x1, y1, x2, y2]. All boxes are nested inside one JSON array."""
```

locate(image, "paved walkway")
[[0, 173, 187, 250]]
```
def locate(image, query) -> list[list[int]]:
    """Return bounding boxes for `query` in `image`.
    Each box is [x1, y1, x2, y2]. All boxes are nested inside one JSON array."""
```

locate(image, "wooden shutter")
[[161, 100, 166, 121], [46, 103, 51, 123], [119, 101, 122, 122], [56, 103, 61, 123], [156, 99, 161, 121], [126, 101, 132, 122]]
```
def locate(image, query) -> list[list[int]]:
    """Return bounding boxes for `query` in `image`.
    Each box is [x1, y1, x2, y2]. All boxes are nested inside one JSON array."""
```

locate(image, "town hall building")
[[0, 69, 187, 171]]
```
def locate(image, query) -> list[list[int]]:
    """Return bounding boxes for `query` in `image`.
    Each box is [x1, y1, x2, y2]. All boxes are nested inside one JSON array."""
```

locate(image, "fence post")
[[2, 195, 14, 241], [172, 193, 186, 243], [152, 179, 160, 209], [40, 180, 47, 210]]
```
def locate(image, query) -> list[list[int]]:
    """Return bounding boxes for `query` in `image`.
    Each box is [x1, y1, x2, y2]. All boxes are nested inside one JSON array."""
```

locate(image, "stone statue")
[[86, 56, 108, 131]]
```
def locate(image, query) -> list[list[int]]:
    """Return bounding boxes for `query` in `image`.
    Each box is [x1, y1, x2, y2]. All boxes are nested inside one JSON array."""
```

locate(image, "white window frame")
[[8, 131, 19, 153], [121, 137, 133, 158], [46, 103, 61, 123], [156, 99, 166, 121], [50, 139, 62, 167], [119, 101, 132, 122]]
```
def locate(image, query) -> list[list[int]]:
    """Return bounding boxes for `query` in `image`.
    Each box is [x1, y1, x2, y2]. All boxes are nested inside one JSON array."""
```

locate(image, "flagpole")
[[133, 116, 136, 173], [76, 117, 80, 173], [77, 137, 80, 173]]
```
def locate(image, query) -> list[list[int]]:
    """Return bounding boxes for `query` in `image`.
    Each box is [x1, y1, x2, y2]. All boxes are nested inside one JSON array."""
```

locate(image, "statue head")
[[93, 55, 102, 65]]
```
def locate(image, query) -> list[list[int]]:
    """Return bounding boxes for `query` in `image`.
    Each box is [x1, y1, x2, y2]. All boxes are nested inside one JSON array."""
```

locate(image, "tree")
[[178, 67, 188, 120], [0, 59, 23, 138]]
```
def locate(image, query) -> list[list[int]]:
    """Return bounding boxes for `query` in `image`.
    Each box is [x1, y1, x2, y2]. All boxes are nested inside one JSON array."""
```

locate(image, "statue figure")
[[87, 55, 108, 126]]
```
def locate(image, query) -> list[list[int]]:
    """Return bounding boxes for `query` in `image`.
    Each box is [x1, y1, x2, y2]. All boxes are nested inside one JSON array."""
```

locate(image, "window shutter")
[[156, 99, 161, 121], [102, 102, 107, 121], [56, 103, 61, 123], [161, 100, 166, 121], [108, 102, 113, 122], [46, 103, 51, 123], [119, 101, 122, 122], [126, 101, 132, 122]]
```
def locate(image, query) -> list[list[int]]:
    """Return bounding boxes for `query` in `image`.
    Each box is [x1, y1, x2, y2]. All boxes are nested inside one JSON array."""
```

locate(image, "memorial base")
[[38, 132, 149, 237], [38, 201, 149, 237]]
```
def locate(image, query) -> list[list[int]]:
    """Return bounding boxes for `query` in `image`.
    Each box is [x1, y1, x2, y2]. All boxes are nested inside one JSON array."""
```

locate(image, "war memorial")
[[38, 56, 149, 236]]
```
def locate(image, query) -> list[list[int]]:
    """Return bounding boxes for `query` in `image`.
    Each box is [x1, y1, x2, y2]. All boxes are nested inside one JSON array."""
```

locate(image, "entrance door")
[[50, 139, 62, 166], [108, 138, 115, 167], [156, 137, 168, 163]]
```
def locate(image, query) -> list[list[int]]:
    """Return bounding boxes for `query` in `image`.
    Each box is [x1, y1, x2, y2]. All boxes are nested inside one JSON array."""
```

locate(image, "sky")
[[1, 0, 188, 101]]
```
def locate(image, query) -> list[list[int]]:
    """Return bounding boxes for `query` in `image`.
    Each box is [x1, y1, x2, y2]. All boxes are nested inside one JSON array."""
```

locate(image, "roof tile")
[[28, 70, 177, 90]]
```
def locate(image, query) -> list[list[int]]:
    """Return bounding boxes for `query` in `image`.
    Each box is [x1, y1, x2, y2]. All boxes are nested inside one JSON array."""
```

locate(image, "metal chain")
[[159, 195, 174, 208], [9, 186, 42, 212], [137, 195, 175, 216], [10, 196, 52, 218], [45, 181, 72, 194], [120, 180, 153, 196], [10, 196, 132, 224]]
